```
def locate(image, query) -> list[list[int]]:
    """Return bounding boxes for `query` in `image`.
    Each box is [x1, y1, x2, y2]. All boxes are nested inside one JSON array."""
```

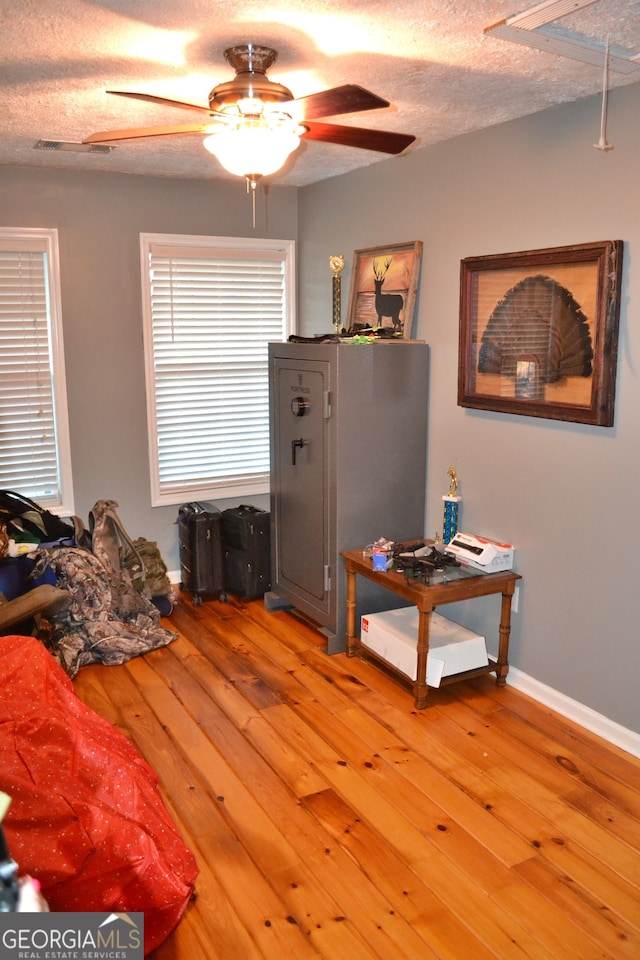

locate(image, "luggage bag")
[[177, 503, 226, 605], [221, 504, 271, 601]]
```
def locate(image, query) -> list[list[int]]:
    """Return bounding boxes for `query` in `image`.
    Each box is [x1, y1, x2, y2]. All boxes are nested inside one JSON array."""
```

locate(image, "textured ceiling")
[[2, 0, 640, 187]]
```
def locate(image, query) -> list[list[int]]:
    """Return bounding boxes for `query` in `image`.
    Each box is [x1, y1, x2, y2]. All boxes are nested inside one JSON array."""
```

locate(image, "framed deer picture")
[[346, 241, 423, 338]]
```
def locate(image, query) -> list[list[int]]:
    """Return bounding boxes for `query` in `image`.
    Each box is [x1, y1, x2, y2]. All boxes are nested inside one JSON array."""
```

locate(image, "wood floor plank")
[[140, 635, 441, 960], [144, 650, 364, 879], [126, 660, 304, 877], [523, 836, 640, 935], [492, 876, 613, 960], [565, 783, 640, 852], [487, 764, 640, 889], [414, 855, 559, 960], [442, 691, 640, 821], [69, 596, 640, 960], [463, 678, 640, 790], [102, 707, 273, 960], [514, 855, 640, 960], [150, 642, 329, 798], [455, 756, 640, 933], [302, 788, 500, 960], [293, 695, 528, 891], [169, 605, 286, 710], [174, 603, 322, 711], [359, 678, 640, 898], [337, 701, 534, 873], [295, 650, 535, 871], [116, 693, 319, 960], [270, 858, 435, 960], [147, 904, 222, 960], [268, 861, 382, 960], [312, 754, 450, 866], [147, 860, 265, 960], [160, 632, 326, 796], [262, 701, 346, 768], [71, 665, 135, 730], [243, 602, 330, 656]]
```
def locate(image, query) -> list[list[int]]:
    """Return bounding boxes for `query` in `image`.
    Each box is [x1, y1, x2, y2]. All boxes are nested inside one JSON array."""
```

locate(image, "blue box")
[[0, 555, 56, 601], [372, 552, 389, 572]]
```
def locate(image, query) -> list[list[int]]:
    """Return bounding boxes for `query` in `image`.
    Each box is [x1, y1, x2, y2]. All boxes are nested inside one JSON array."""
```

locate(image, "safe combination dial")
[[290, 396, 309, 417]]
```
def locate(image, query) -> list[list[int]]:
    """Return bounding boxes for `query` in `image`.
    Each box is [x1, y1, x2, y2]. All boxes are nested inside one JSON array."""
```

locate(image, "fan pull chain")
[[246, 176, 258, 229], [594, 36, 613, 153]]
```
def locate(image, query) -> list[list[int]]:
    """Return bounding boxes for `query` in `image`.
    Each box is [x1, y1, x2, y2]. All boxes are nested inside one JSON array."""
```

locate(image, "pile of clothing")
[[0, 494, 176, 677]]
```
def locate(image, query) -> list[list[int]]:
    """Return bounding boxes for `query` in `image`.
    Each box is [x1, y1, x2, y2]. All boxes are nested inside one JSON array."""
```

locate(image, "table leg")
[[345, 561, 357, 658], [495, 584, 515, 686], [413, 606, 433, 709]]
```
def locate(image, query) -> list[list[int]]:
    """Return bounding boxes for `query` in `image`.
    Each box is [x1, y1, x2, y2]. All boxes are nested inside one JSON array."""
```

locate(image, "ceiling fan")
[[82, 44, 416, 186]]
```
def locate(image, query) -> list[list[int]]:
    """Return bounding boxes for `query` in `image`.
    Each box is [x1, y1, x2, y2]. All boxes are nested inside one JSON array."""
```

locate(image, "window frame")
[[0, 226, 74, 516], [140, 232, 296, 507]]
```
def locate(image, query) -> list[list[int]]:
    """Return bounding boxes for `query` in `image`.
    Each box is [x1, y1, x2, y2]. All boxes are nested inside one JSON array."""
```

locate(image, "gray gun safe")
[[267, 340, 428, 653]]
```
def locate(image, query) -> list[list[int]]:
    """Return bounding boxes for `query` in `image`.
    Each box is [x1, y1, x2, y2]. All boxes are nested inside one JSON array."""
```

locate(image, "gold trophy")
[[329, 254, 345, 335], [442, 467, 461, 544]]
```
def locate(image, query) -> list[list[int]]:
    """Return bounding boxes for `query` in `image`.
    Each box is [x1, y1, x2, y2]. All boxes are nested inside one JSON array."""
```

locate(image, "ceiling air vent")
[[33, 140, 115, 154]]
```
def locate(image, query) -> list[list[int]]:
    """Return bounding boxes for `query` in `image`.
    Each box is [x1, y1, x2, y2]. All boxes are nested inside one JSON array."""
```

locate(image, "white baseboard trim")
[[507, 666, 640, 760]]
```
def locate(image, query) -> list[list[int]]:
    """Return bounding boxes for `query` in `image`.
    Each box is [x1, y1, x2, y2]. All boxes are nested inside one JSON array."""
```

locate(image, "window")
[[141, 233, 296, 506], [0, 227, 74, 513]]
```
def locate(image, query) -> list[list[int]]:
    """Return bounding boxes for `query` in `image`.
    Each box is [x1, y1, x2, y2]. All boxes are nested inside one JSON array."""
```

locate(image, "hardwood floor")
[[73, 593, 640, 960]]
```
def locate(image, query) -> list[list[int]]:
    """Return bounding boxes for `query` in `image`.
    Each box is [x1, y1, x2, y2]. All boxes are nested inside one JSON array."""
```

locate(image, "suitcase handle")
[[178, 502, 221, 518]]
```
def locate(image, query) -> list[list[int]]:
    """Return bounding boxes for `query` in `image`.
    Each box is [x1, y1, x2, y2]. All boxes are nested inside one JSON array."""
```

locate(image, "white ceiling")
[[2, 0, 640, 188]]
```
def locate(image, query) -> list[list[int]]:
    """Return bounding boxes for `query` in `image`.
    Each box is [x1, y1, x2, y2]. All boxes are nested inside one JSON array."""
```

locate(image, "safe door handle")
[[291, 438, 308, 465]]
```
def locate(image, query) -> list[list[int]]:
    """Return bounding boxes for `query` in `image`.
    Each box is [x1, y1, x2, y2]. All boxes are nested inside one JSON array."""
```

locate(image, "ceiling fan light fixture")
[[82, 42, 415, 226], [202, 115, 302, 179]]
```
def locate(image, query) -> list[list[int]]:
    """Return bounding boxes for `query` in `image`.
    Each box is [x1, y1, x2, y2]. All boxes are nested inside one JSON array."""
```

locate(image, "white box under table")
[[361, 607, 488, 687], [342, 547, 521, 709]]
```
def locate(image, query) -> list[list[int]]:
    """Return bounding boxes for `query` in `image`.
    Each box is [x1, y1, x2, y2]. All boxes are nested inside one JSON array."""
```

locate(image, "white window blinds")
[[0, 229, 73, 510], [141, 234, 295, 505]]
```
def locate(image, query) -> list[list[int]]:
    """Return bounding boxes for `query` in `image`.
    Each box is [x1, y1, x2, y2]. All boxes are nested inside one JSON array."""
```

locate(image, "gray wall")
[[298, 82, 640, 733], [1, 81, 638, 734], [0, 166, 298, 568]]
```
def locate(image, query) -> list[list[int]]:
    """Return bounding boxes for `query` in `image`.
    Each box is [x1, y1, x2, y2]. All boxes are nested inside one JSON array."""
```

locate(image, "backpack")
[[123, 537, 172, 599], [0, 490, 75, 546], [88, 500, 171, 600]]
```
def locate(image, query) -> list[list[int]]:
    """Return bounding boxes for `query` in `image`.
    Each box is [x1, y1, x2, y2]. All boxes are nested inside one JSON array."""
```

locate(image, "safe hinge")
[[323, 390, 332, 419], [323, 564, 331, 592]]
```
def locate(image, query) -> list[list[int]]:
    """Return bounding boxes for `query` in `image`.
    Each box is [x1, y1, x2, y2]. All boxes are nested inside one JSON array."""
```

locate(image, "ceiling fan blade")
[[292, 84, 390, 120], [83, 121, 216, 144], [301, 120, 415, 155], [107, 90, 213, 115]]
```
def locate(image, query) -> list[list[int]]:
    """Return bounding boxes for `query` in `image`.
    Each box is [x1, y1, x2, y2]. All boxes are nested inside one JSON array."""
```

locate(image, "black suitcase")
[[221, 504, 271, 601], [178, 503, 226, 605]]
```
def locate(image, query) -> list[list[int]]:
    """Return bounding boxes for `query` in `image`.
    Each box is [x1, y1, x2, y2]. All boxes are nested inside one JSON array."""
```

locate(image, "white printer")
[[445, 532, 514, 573]]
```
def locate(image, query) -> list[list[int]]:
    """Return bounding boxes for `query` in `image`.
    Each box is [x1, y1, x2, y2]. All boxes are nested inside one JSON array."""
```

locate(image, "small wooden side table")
[[342, 548, 521, 709]]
